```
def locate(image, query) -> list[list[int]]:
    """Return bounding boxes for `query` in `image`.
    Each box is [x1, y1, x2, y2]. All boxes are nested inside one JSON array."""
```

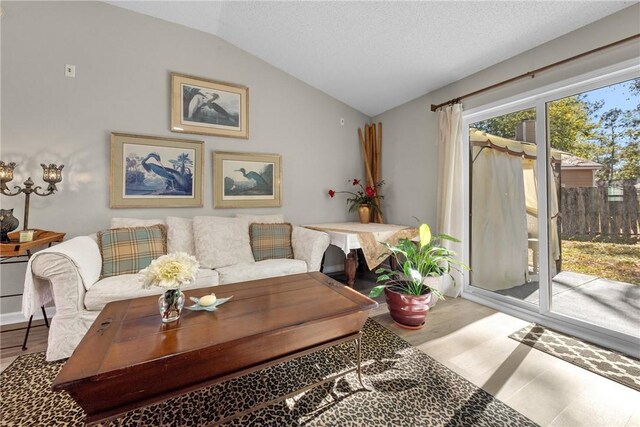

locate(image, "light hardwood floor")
[[0, 318, 48, 373], [1, 294, 638, 426], [370, 298, 640, 427]]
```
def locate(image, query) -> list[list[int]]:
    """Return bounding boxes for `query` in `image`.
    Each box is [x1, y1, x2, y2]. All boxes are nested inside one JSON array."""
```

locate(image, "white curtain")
[[472, 147, 529, 290], [436, 104, 464, 297]]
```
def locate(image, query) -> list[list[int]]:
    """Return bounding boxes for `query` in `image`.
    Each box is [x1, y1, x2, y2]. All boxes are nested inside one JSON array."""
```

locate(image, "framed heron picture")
[[110, 133, 204, 208], [171, 73, 249, 139], [213, 151, 282, 208]]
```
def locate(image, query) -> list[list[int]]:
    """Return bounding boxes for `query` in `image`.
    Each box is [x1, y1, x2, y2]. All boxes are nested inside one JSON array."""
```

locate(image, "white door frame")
[[461, 59, 640, 357]]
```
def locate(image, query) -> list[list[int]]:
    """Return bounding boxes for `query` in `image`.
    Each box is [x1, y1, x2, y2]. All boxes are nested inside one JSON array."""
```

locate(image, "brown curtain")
[[358, 122, 383, 223]]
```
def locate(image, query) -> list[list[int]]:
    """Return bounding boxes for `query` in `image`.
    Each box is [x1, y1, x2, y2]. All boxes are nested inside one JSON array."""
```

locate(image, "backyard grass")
[[562, 239, 640, 285]]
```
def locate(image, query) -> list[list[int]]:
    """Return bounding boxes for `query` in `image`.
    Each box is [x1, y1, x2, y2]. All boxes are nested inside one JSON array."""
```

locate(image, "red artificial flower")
[[328, 189, 336, 198], [365, 186, 376, 197], [352, 179, 360, 186]]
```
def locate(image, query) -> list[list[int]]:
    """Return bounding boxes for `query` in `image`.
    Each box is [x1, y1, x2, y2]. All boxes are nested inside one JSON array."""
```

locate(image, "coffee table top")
[[54, 272, 377, 387]]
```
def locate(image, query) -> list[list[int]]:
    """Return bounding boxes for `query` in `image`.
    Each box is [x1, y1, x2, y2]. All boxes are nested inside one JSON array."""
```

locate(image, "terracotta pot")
[[384, 286, 432, 329], [358, 204, 371, 224]]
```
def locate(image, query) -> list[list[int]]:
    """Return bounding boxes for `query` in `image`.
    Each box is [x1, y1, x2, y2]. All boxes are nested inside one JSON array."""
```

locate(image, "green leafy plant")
[[369, 224, 468, 298]]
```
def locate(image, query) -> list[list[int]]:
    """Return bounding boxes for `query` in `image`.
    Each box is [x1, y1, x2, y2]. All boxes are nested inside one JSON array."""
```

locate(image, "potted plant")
[[369, 224, 467, 329], [328, 178, 384, 224]]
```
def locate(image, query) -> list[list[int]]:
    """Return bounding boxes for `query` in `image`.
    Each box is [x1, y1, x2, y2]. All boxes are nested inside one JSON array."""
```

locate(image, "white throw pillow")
[[193, 216, 255, 269], [166, 216, 195, 255], [235, 214, 285, 225], [110, 218, 165, 229]]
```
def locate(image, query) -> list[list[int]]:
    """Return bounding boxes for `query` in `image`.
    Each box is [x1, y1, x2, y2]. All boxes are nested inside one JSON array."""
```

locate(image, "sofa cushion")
[[110, 218, 165, 228], [236, 213, 285, 225], [193, 216, 254, 269], [97, 225, 167, 279], [217, 259, 307, 284], [85, 268, 219, 311], [249, 223, 294, 261], [166, 216, 195, 255]]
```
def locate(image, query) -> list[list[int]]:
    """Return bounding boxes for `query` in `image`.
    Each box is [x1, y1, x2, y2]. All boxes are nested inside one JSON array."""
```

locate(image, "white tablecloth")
[[304, 222, 412, 255]]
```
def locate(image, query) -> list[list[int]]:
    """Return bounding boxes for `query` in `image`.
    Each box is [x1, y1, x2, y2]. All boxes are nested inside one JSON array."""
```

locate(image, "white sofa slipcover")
[[29, 220, 329, 361], [84, 269, 220, 311], [216, 259, 308, 284]]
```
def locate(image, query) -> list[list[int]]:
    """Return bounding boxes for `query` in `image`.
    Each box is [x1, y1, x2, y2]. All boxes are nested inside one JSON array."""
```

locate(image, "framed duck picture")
[[110, 133, 204, 208], [171, 73, 249, 139], [213, 151, 281, 208]]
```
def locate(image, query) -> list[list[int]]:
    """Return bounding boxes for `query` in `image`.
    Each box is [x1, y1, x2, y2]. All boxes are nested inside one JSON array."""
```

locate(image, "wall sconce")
[[0, 161, 64, 230]]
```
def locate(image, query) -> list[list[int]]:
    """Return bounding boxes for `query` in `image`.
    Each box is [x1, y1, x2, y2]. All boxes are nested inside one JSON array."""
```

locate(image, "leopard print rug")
[[1, 319, 537, 426]]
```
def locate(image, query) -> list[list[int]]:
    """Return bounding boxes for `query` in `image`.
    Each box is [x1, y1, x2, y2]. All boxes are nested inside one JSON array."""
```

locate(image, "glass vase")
[[158, 289, 185, 323]]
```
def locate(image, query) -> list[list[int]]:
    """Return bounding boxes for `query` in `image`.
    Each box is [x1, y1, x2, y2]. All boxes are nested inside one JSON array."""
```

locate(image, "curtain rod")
[[430, 33, 640, 112]]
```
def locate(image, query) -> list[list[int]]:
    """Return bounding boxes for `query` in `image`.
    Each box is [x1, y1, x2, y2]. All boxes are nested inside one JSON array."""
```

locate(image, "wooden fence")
[[560, 185, 639, 237]]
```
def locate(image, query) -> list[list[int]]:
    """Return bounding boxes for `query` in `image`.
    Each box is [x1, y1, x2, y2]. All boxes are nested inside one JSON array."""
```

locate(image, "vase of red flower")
[[357, 204, 371, 224], [328, 178, 384, 223]]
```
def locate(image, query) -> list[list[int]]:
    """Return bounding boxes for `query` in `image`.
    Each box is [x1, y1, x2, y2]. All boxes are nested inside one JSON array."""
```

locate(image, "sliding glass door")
[[464, 62, 639, 353], [546, 79, 639, 340]]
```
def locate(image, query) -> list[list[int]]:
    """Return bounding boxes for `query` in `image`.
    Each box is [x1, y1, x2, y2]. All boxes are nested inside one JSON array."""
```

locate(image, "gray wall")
[[2, 2, 637, 319], [0, 1, 369, 317], [373, 4, 640, 227]]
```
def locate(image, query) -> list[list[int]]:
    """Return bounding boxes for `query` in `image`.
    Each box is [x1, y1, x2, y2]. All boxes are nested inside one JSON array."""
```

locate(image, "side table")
[[0, 229, 65, 350], [304, 223, 416, 287]]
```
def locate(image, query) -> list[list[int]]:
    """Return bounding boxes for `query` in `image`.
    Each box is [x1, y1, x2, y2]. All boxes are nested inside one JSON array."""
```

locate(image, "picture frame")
[[213, 151, 282, 208], [110, 133, 204, 208], [171, 73, 249, 139]]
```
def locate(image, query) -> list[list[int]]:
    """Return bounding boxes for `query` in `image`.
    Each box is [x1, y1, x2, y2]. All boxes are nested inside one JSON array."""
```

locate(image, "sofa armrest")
[[291, 226, 330, 272], [29, 236, 102, 315], [31, 254, 86, 314]]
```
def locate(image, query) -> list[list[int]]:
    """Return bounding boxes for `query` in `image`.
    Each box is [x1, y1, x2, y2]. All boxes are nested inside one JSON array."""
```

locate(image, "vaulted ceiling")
[[107, 1, 634, 116]]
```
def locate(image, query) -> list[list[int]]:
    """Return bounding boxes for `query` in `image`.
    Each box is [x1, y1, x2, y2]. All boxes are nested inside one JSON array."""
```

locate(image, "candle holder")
[[0, 160, 64, 231]]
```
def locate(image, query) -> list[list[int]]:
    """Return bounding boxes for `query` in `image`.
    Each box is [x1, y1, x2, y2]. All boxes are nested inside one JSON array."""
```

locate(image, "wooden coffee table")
[[52, 272, 377, 425]]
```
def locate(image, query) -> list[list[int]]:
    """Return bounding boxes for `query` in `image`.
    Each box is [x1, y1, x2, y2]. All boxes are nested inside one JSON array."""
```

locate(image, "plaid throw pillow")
[[249, 223, 294, 262], [97, 224, 167, 278]]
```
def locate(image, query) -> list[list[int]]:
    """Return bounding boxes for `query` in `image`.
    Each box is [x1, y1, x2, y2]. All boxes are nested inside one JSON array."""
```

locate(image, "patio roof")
[[469, 129, 563, 160]]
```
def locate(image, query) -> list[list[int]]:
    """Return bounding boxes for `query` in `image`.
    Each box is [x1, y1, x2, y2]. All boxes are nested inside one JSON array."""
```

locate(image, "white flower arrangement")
[[140, 252, 200, 290]]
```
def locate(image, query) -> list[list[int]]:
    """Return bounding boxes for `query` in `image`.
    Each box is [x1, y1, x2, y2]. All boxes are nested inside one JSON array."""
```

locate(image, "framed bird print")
[[213, 151, 282, 208], [110, 133, 204, 208], [171, 73, 249, 139]]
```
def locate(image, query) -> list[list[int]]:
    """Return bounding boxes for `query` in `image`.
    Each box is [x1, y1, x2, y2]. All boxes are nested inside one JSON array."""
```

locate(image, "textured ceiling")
[[107, 1, 634, 116]]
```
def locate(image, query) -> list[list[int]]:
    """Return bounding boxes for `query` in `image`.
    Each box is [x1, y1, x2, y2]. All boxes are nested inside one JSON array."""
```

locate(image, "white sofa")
[[29, 215, 330, 361]]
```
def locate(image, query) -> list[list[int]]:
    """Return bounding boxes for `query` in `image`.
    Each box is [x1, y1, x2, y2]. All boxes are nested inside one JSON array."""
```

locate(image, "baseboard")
[[0, 307, 56, 327], [321, 264, 342, 274]]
